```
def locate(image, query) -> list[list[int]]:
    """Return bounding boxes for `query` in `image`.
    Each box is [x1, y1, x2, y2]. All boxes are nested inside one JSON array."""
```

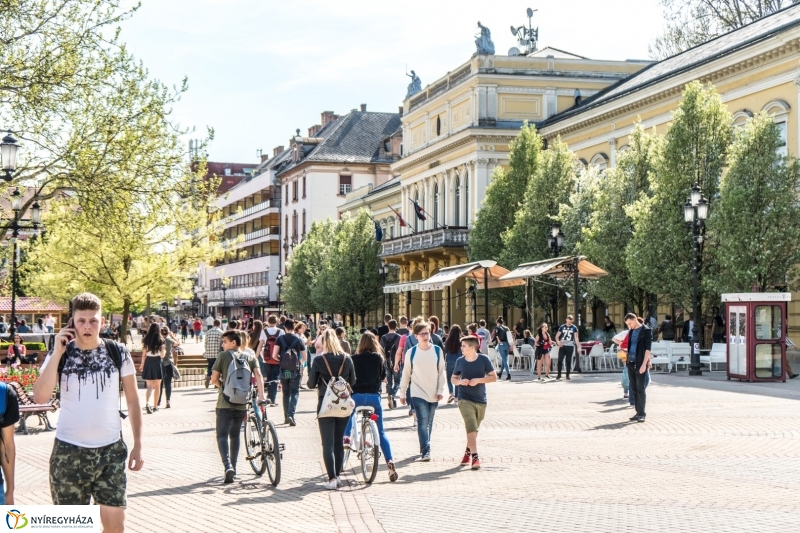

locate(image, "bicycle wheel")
[[342, 420, 356, 465], [244, 412, 267, 475], [360, 418, 379, 484], [264, 419, 282, 486]]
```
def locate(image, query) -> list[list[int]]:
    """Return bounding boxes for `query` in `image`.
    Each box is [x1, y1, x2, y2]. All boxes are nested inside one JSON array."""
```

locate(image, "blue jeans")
[[0, 486, 5, 504], [262, 363, 281, 403], [46, 326, 54, 334], [497, 343, 511, 375], [281, 375, 301, 419], [412, 399, 438, 456], [446, 360, 459, 396], [206, 358, 216, 377], [345, 393, 394, 462], [385, 363, 401, 398]]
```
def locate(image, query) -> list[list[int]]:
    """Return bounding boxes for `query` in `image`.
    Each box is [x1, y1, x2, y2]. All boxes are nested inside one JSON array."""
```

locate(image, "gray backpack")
[[222, 350, 252, 405]]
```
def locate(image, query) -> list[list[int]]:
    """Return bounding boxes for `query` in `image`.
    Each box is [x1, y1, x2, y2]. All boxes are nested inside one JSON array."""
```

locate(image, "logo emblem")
[[6, 510, 28, 530]]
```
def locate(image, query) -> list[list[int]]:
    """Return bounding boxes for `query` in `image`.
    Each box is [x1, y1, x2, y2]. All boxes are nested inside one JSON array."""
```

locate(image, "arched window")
[[763, 100, 790, 157], [590, 153, 608, 173], [732, 110, 753, 129], [454, 177, 461, 226], [433, 182, 439, 227], [464, 171, 469, 226]]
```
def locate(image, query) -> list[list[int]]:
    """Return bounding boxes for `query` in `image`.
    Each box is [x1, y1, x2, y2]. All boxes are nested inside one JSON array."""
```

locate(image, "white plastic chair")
[[670, 343, 692, 372], [517, 343, 534, 370], [649, 344, 671, 373], [488, 346, 501, 370], [586, 343, 605, 371], [700, 343, 727, 371]]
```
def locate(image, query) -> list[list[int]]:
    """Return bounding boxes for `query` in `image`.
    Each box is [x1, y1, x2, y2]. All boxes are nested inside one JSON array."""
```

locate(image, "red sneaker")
[[471, 456, 481, 470], [460, 452, 471, 466]]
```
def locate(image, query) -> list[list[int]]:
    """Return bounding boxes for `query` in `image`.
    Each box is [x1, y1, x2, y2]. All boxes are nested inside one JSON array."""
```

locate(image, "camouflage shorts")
[[49, 438, 128, 507]]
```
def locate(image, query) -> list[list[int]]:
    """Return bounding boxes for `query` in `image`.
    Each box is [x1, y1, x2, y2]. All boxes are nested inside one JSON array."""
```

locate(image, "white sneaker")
[[323, 479, 338, 490], [336, 477, 342, 488]]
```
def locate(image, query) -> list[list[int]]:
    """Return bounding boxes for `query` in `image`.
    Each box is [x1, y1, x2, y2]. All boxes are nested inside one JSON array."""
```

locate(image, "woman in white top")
[[139, 323, 165, 413], [32, 318, 47, 334], [398, 320, 446, 461]]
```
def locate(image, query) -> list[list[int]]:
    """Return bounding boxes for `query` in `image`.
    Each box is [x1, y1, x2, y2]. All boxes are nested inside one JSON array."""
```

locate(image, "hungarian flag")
[[389, 205, 408, 227], [410, 199, 426, 221]]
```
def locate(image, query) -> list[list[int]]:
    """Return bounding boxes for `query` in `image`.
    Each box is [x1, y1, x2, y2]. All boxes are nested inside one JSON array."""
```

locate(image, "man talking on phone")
[[34, 293, 143, 533]]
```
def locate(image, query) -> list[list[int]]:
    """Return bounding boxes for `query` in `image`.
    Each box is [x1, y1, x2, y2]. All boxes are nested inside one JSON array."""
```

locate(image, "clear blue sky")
[[120, 1, 666, 163]]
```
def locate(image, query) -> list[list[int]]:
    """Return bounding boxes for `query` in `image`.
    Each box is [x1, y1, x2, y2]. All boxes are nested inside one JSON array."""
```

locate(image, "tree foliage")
[[0, 0, 207, 236], [581, 126, 662, 314], [283, 211, 382, 321], [650, 0, 797, 59], [627, 82, 732, 308], [708, 113, 800, 293]]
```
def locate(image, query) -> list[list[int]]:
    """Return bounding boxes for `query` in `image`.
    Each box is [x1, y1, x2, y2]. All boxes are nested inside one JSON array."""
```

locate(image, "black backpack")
[[278, 335, 303, 374], [57, 339, 127, 418], [381, 332, 400, 364], [495, 326, 508, 343]]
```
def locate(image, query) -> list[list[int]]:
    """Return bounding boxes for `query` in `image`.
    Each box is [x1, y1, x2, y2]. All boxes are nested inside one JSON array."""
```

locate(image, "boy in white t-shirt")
[[33, 293, 143, 533]]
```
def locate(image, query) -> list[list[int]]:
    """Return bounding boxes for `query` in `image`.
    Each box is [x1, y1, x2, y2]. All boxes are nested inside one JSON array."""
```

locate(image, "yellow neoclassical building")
[[342, 5, 800, 337]]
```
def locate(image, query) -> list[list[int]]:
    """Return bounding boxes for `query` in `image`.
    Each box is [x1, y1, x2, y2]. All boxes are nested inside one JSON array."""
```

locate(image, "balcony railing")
[[222, 226, 280, 248], [380, 226, 469, 256], [223, 199, 280, 224]]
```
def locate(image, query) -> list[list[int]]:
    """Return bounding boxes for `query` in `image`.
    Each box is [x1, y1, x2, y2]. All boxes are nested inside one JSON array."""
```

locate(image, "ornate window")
[[732, 110, 753, 129], [763, 100, 790, 157], [590, 153, 608, 172], [339, 174, 352, 195]]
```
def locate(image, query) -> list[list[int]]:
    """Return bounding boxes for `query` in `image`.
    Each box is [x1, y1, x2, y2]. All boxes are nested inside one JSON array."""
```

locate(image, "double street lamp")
[[2, 132, 43, 336], [684, 184, 709, 376]]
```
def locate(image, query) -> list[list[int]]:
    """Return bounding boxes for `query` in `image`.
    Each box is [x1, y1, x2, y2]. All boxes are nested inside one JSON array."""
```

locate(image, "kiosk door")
[[728, 306, 747, 376]]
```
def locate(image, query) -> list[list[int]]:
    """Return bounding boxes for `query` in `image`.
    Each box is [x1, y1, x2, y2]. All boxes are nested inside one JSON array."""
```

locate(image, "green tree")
[[627, 81, 732, 309], [708, 112, 800, 293], [581, 125, 663, 314], [24, 190, 222, 339], [282, 219, 336, 315], [502, 137, 577, 313], [650, 0, 797, 59], [315, 211, 383, 324], [468, 123, 542, 265], [1, 0, 203, 236]]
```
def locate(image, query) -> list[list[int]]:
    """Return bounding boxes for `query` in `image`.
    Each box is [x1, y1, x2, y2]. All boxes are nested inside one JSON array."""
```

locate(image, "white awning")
[[500, 256, 609, 281], [418, 263, 487, 292], [383, 282, 423, 294], [417, 260, 525, 292]]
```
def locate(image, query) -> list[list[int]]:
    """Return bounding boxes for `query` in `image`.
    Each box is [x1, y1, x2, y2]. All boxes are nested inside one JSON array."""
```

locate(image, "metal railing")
[[223, 199, 280, 224], [380, 226, 469, 256], [222, 226, 280, 248]]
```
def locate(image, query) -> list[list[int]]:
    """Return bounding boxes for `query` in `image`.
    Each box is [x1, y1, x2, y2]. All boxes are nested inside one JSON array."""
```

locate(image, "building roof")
[[527, 47, 588, 59], [545, 3, 800, 126], [367, 176, 401, 196], [276, 111, 401, 176], [0, 297, 67, 313]]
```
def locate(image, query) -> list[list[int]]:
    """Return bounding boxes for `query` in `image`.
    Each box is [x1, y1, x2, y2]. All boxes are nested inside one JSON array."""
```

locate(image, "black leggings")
[[159, 364, 174, 402], [317, 398, 349, 480], [216, 408, 245, 470]]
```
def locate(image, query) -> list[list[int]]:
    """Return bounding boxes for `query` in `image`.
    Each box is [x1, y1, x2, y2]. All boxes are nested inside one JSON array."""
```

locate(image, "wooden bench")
[[6, 381, 58, 434]]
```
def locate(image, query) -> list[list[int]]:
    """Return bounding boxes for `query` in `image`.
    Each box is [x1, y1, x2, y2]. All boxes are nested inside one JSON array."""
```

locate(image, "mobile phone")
[[62, 317, 75, 346]]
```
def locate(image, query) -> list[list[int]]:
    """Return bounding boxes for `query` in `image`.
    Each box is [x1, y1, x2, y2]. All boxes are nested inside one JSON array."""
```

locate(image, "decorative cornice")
[[393, 130, 514, 173], [542, 36, 800, 139]]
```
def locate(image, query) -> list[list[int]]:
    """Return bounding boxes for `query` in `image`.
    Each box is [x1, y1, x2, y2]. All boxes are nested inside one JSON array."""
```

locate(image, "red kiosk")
[[722, 292, 790, 382]]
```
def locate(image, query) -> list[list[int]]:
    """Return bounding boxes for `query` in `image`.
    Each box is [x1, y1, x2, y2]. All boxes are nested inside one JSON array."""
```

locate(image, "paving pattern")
[[14, 367, 800, 533]]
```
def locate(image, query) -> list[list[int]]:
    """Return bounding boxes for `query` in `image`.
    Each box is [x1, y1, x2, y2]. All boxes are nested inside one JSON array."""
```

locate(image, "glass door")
[[728, 306, 747, 375]]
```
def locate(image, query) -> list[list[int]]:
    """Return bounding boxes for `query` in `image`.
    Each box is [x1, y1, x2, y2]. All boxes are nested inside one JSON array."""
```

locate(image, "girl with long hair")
[[140, 323, 165, 413], [534, 323, 553, 381], [307, 328, 356, 490], [444, 324, 463, 404], [343, 332, 398, 482]]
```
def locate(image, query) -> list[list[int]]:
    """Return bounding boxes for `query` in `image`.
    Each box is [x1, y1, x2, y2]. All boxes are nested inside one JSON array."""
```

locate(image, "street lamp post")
[[684, 184, 709, 376], [1, 131, 20, 182], [275, 273, 283, 315], [378, 261, 389, 317], [8, 188, 41, 336], [220, 281, 228, 320], [547, 222, 564, 325]]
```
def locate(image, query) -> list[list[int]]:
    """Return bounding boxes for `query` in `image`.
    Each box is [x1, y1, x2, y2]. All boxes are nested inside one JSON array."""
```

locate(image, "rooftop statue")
[[475, 21, 495, 55], [406, 70, 422, 99]]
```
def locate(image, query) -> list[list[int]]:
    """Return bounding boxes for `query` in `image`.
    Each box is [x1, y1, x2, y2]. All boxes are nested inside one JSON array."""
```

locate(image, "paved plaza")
[[14, 363, 800, 533]]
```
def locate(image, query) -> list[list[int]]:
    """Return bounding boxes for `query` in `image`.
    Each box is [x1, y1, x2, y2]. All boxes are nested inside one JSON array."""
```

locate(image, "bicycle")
[[342, 406, 381, 484], [243, 379, 283, 486]]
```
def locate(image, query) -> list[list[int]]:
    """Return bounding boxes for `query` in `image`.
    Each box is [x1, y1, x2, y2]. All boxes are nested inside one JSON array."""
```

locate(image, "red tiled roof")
[[0, 297, 67, 312]]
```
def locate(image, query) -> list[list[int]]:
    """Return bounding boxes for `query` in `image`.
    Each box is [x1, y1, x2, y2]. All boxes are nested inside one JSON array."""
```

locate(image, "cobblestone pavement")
[[15, 368, 800, 533]]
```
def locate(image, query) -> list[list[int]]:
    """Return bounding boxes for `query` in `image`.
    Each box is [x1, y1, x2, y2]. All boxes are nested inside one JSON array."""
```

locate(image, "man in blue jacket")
[[624, 313, 652, 423]]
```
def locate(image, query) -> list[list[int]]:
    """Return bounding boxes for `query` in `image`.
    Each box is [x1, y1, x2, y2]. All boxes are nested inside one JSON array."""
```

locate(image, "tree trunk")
[[120, 297, 131, 342]]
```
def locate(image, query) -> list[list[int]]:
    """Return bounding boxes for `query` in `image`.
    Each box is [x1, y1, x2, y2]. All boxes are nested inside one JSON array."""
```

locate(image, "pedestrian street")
[[13, 365, 800, 533]]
